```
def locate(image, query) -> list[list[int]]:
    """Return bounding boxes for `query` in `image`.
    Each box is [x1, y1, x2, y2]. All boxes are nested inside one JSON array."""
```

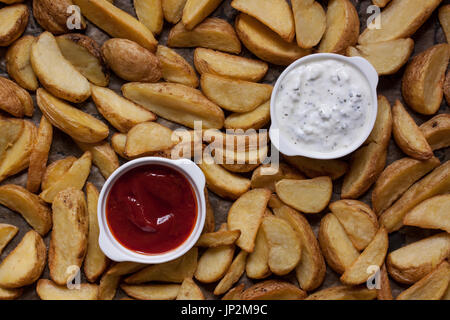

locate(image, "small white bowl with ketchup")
[[97, 157, 206, 264]]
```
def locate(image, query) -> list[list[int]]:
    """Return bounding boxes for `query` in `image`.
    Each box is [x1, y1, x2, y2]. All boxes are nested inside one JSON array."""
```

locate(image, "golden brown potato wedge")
[[275, 177, 332, 214], [37, 279, 98, 300], [56, 34, 109, 87], [37, 89, 109, 143], [122, 82, 224, 129], [318, 0, 359, 53], [318, 213, 359, 274], [359, 0, 442, 44], [306, 286, 377, 300], [329, 200, 379, 251], [283, 155, 348, 180], [182, 0, 222, 30], [0, 287, 22, 300], [84, 183, 109, 283], [0, 117, 23, 160], [0, 224, 18, 255], [195, 244, 235, 283], [176, 278, 205, 300], [235, 13, 311, 66], [194, 48, 268, 82], [378, 263, 393, 300], [379, 160, 450, 233], [212, 144, 268, 166], [111, 133, 129, 160], [134, 0, 163, 35], [73, 0, 157, 51], [364, 95, 393, 147], [162, 0, 186, 23], [403, 195, 450, 232], [157, 45, 199, 88], [98, 273, 120, 300], [340, 228, 388, 285], [203, 189, 215, 234], [0, 76, 34, 117], [224, 101, 271, 131], [241, 280, 306, 300], [0, 185, 52, 236], [420, 114, 450, 151], [31, 32, 91, 103], [0, 4, 28, 47], [392, 100, 433, 160], [125, 248, 197, 284], [231, 0, 295, 42], [75, 140, 119, 180], [396, 261, 450, 300], [227, 188, 271, 252], [33, 0, 86, 34], [214, 250, 247, 296], [121, 284, 180, 300], [402, 43, 450, 115], [372, 0, 391, 7], [106, 262, 146, 277], [222, 283, 245, 300], [246, 227, 270, 280], [372, 157, 440, 215], [346, 39, 414, 75], [6, 35, 39, 91], [41, 157, 76, 191], [0, 230, 46, 288], [27, 116, 53, 193], [387, 233, 450, 284], [439, 5, 450, 43], [49, 188, 88, 286], [168, 18, 241, 54], [40, 152, 92, 203], [291, 0, 326, 49], [251, 163, 304, 193], [221, 163, 259, 173], [262, 215, 301, 276], [201, 74, 272, 113], [196, 229, 241, 247]]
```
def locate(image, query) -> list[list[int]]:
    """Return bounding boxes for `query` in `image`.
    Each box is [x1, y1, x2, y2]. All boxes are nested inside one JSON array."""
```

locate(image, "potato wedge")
[[182, 0, 222, 30], [31, 32, 91, 103], [372, 157, 440, 215], [359, 0, 442, 44], [227, 188, 271, 252], [346, 39, 414, 75], [329, 200, 379, 251], [73, 0, 158, 51], [231, 0, 294, 42], [195, 244, 235, 283], [0, 76, 34, 117], [0, 287, 22, 300], [41, 157, 76, 191], [37, 89, 109, 143], [27, 116, 53, 193], [177, 278, 205, 300], [75, 140, 119, 179], [111, 133, 129, 159], [221, 163, 259, 173], [386, 233, 450, 284], [162, 0, 186, 23], [392, 100, 433, 160], [445, 72, 450, 105], [306, 286, 377, 300], [378, 263, 393, 300], [156, 45, 198, 88], [201, 74, 272, 113], [0, 230, 46, 288], [0, 224, 18, 255], [291, 0, 326, 48], [134, 0, 163, 35], [56, 34, 109, 87], [235, 13, 311, 66], [379, 161, 450, 233], [0, 120, 36, 183], [318, 0, 359, 53], [0, 117, 23, 160], [246, 227, 270, 280], [203, 188, 215, 234], [397, 261, 450, 300], [402, 43, 450, 115], [168, 18, 241, 54], [372, 0, 391, 7], [403, 195, 450, 232], [106, 262, 146, 277], [125, 248, 197, 284], [251, 163, 304, 192], [439, 5, 450, 43], [37, 279, 98, 300], [40, 152, 92, 203], [0, 4, 28, 47], [98, 273, 120, 300], [420, 114, 450, 151], [222, 283, 245, 300], [318, 213, 359, 274], [224, 101, 270, 131], [6, 35, 39, 91], [364, 95, 393, 147], [84, 183, 109, 283], [214, 250, 247, 296], [283, 155, 348, 180], [196, 229, 241, 247], [0, 185, 52, 236], [241, 280, 306, 300], [33, 0, 86, 34], [262, 215, 301, 276], [122, 82, 225, 129], [275, 177, 332, 214], [121, 284, 180, 300], [49, 188, 88, 286], [340, 227, 388, 285], [194, 48, 268, 82]]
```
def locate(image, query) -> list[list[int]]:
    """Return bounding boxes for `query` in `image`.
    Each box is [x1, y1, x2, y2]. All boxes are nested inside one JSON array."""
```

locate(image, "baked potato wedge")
[[214, 250, 247, 296], [98, 273, 120, 300], [291, 0, 326, 49], [402, 43, 450, 115], [251, 163, 304, 192], [196, 229, 241, 247], [203, 189, 215, 234], [377, 263, 393, 300], [134, 0, 164, 35], [283, 155, 348, 180], [0, 76, 34, 117], [41, 157, 76, 191], [0, 287, 22, 300], [121, 284, 180, 300], [37, 279, 98, 300], [33, 0, 86, 34], [403, 195, 450, 232], [306, 286, 377, 300], [111, 133, 129, 159], [0, 117, 23, 160], [235, 13, 311, 66], [439, 5, 450, 43], [182, 0, 222, 30], [162, 0, 186, 23], [168, 18, 241, 54], [157, 45, 198, 87], [420, 114, 450, 151], [75, 140, 119, 179], [0, 4, 28, 47], [222, 283, 245, 300], [241, 280, 306, 300], [177, 278, 205, 300], [6, 35, 39, 91], [195, 236, 235, 282], [0, 224, 18, 255], [224, 101, 271, 131], [246, 227, 270, 280], [106, 262, 146, 277]]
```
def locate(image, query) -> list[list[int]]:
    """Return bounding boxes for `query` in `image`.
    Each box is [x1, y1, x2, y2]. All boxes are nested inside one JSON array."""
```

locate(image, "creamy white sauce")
[[275, 59, 372, 153]]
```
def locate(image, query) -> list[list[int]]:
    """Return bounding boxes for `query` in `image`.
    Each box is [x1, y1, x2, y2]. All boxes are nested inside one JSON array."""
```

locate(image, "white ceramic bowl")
[[269, 53, 379, 160], [97, 157, 206, 264]]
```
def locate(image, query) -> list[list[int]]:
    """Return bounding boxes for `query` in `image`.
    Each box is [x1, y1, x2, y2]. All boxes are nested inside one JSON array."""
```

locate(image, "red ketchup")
[[106, 164, 197, 255]]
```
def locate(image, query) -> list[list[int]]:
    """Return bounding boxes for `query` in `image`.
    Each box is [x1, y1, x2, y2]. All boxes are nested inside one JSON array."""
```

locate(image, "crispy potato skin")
[[33, 0, 86, 34], [6, 35, 39, 91], [0, 76, 34, 118], [420, 114, 450, 151], [0, 4, 29, 47], [241, 280, 306, 300]]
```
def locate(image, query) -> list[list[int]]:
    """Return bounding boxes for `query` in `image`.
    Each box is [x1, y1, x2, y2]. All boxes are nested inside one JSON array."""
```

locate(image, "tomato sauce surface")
[[106, 164, 197, 254]]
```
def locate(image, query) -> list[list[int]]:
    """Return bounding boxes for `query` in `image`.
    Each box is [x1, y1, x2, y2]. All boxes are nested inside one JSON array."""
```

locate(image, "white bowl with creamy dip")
[[270, 53, 378, 160]]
